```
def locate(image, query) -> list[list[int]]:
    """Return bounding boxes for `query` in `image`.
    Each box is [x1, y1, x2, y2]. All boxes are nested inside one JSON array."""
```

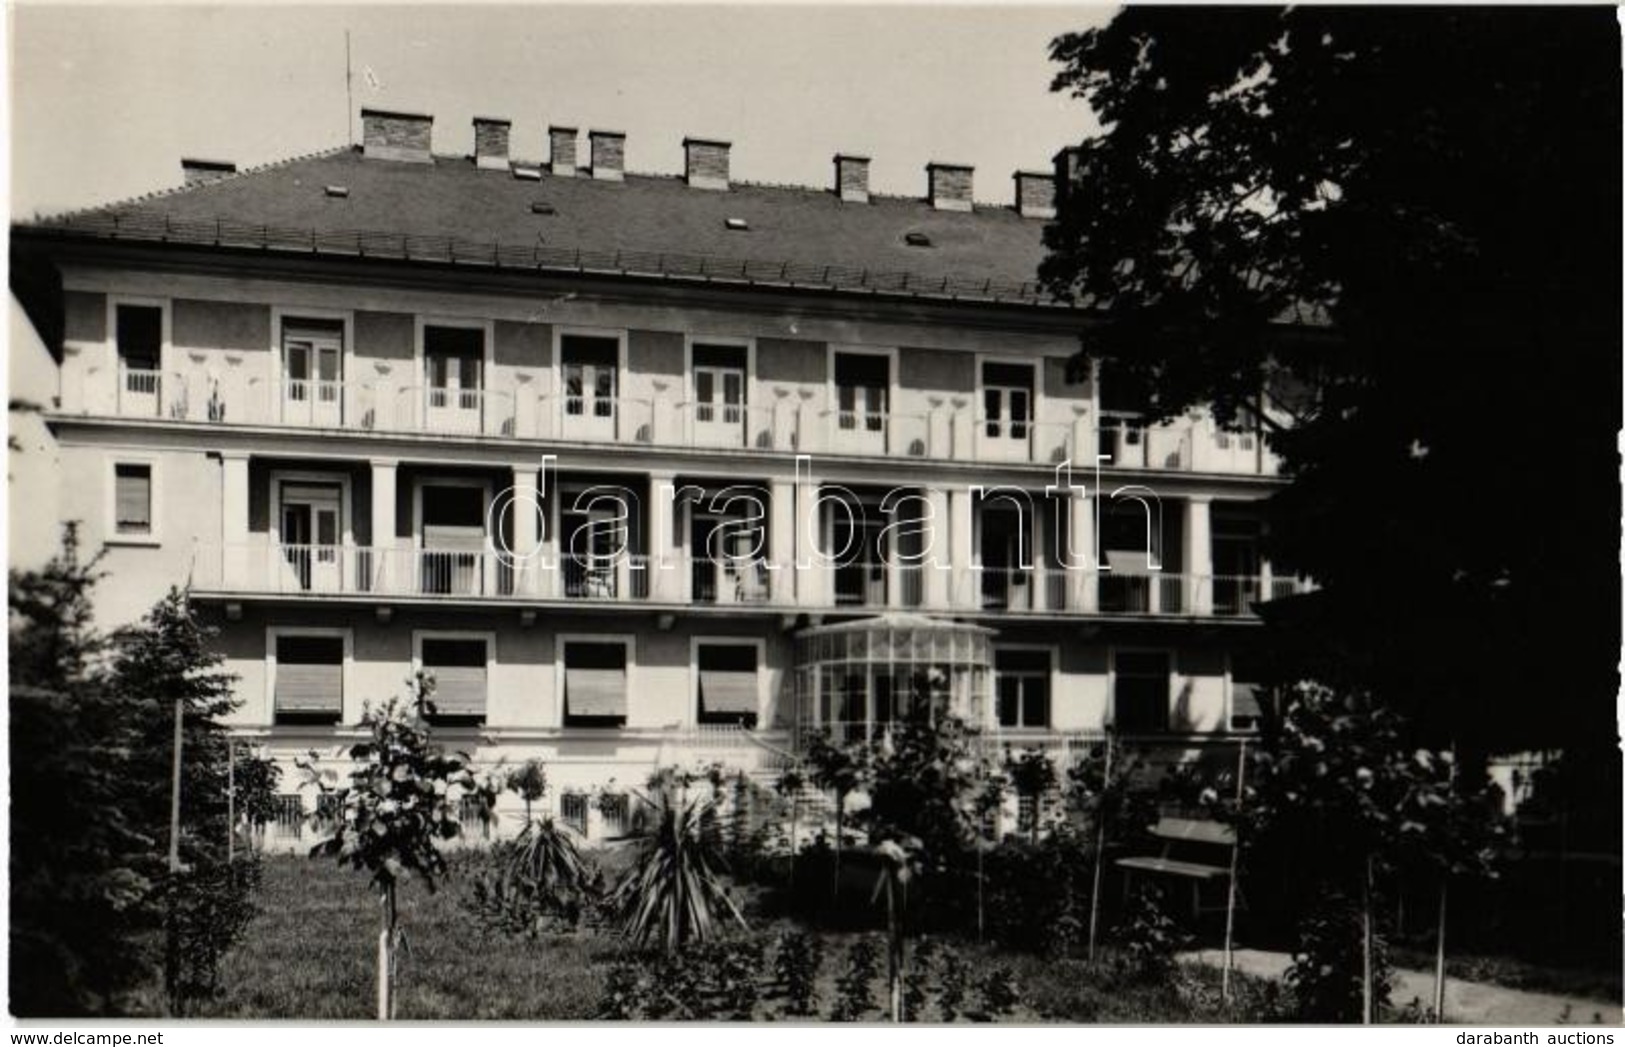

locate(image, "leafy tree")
[[8, 526, 158, 1015], [506, 758, 548, 823], [1239, 682, 1502, 1022], [802, 732, 870, 900], [1043, 8, 1621, 759], [860, 716, 983, 870], [304, 673, 494, 1019], [1005, 748, 1059, 844]]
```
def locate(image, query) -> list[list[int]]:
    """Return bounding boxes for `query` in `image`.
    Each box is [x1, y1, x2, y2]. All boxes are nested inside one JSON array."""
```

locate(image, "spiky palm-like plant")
[[611, 782, 747, 954], [472, 817, 599, 936]]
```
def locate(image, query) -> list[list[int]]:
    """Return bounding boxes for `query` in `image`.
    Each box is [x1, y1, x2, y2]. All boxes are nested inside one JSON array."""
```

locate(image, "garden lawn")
[[200, 854, 1284, 1021], [197, 854, 618, 1019]]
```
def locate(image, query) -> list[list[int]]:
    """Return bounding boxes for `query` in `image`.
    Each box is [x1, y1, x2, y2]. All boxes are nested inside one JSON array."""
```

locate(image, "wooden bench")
[[1115, 816, 1240, 920]]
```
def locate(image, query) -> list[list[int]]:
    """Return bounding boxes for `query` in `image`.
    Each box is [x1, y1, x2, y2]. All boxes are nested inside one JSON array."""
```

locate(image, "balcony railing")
[[117, 366, 189, 419], [79, 365, 1277, 474], [192, 542, 1310, 615]]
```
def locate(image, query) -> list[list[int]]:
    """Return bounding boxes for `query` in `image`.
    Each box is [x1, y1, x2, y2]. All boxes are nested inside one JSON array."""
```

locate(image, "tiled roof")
[[23, 148, 1063, 307]]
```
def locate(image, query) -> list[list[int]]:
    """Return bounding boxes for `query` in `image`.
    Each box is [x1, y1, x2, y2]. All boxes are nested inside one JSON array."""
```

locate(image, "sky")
[[8, 2, 1111, 219]]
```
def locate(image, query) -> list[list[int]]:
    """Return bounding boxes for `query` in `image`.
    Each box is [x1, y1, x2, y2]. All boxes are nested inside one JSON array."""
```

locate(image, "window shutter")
[[699, 669, 758, 715], [428, 665, 487, 716], [566, 667, 628, 717], [275, 663, 343, 714], [115, 465, 152, 531]]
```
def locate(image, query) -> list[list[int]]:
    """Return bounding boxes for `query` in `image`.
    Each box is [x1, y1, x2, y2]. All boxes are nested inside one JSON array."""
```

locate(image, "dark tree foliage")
[[9, 526, 159, 1015], [1044, 8, 1621, 756], [9, 532, 264, 1016], [111, 588, 259, 1013]]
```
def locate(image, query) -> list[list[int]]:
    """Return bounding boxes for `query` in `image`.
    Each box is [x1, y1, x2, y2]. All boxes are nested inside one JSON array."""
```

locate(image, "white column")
[[1185, 495, 1213, 615], [949, 487, 975, 611], [795, 465, 827, 607], [222, 452, 249, 587], [511, 464, 540, 595], [769, 478, 796, 605], [647, 470, 681, 603], [1071, 487, 1097, 612], [370, 459, 397, 592], [924, 484, 952, 610]]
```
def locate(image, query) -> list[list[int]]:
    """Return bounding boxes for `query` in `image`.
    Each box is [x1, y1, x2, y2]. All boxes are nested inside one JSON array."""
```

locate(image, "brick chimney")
[[927, 162, 974, 212], [472, 116, 511, 170], [589, 129, 625, 182], [362, 108, 433, 164], [549, 126, 578, 177], [834, 154, 870, 203], [1014, 170, 1057, 219], [1053, 146, 1083, 206], [180, 158, 236, 188], [683, 137, 731, 190]]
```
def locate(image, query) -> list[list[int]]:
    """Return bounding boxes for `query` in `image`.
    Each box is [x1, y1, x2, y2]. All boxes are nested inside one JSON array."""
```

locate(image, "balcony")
[[192, 543, 651, 602], [75, 366, 1279, 475]]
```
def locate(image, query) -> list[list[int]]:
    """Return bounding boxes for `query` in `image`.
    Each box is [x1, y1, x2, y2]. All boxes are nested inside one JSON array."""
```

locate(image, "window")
[[696, 642, 760, 727], [273, 634, 345, 725], [834, 352, 889, 432], [424, 325, 485, 408], [983, 362, 1034, 439], [113, 463, 153, 537], [692, 343, 747, 425], [282, 319, 344, 404], [1212, 511, 1263, 616], [561, 334, 619, 419], [1114, 651, 1170, 734], [417, 635, 490, 724], [563, 639, 629, 727], [116, 304, 162, 372], [995, 649, 1051, 729], [560, 793, 590, 835], [1229, 651, 1265, 732]]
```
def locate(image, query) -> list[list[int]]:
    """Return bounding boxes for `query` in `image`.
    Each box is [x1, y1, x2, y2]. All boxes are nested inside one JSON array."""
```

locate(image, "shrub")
[[830, 936, 882, 1021], [770, 930, 823, 1017], [1112, 884, 1188, 982], [467, 819, 600, 937]]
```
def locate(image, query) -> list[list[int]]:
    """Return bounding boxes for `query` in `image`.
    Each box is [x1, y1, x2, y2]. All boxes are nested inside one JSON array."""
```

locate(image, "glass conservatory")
[[792, 612, 995, 746]]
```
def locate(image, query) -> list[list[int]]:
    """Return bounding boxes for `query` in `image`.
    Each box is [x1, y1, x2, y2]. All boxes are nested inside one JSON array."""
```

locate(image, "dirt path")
[[1183, 948, 1622, 1025]]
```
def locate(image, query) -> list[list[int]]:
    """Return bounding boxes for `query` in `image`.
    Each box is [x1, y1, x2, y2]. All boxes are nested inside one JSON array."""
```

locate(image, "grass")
[[1388, 947, 1622, 1007], [197, 854, 619, 1019], [196, 852, 1293, 1021]]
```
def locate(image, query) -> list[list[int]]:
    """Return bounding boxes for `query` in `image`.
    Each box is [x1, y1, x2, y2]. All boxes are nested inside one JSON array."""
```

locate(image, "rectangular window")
[[835, 352, 889, 432], [419, 636, 488, 724], [424, 326, 484, 408], [561, 335, 619, 419], [563, 640, 629, 727], [1230, 652, 1266, 732], [995, 649, 1051, 729], [283, 319, 344, 403], [560, 793, 590, 836], [274, 634, 344, 724], [116, 304, 162, 371], [696, 643, 759, 727], [693, 343, 747, 425], [983, 362, 1034, 439], [114, 463, 153, 536], [1114, 651, 1170, 734]]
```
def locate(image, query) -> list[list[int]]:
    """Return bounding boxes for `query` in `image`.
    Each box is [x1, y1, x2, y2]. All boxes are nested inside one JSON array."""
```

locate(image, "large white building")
[[10, 108, 1301, 847]]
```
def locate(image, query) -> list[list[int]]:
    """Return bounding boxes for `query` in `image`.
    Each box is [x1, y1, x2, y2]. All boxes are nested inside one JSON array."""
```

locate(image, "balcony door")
[[561, 335, 620, 442], [283, 321, 344, 427], [423, 326, 486, 434], [979, 504, 1032, 610], [981, 362, 1035, 462], [419, 482, 489, 595], [561, 504, 627, 599], [692, 343, 748, 448], [832, 352, 890, 455], [116, 304, 164, 417], [279, 483, 343, 592]]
